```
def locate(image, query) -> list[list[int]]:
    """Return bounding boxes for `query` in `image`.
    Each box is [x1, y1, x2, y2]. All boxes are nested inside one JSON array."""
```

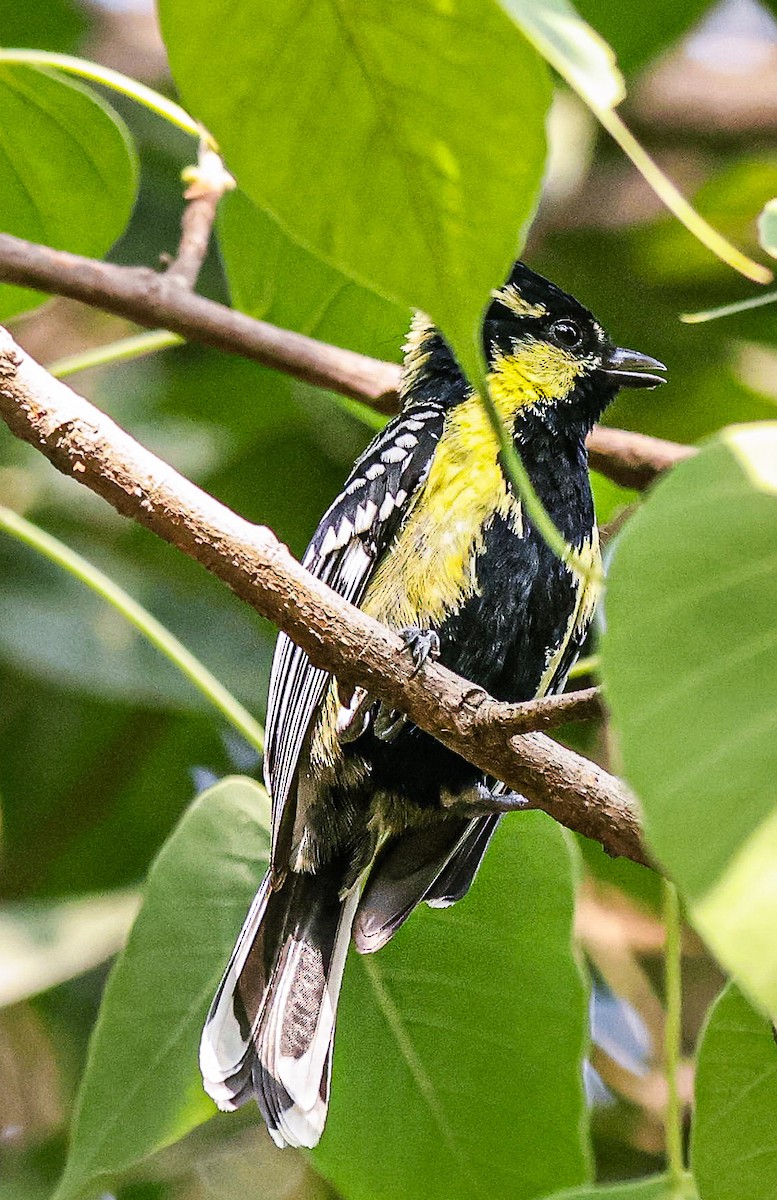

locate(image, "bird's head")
[[483, 262, 666, 427], [401, 262, 665, 431]]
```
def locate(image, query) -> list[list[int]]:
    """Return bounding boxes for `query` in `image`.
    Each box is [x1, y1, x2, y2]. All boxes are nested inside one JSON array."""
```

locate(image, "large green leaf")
[[159, 0, 550, 379], [218, 189, 407, 359], [692, 983, 777, 1200], [55, 797, 588, 1199], [602, 423, 777, 1018], [0, 64, 137, 320], [53, 777, 271, 1200], [314, 814, 590, 1200], [546, 1175, 697, 1200]]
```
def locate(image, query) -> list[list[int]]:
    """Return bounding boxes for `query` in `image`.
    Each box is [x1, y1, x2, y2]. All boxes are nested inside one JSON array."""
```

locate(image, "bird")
[[199, 261, 666, 1148]]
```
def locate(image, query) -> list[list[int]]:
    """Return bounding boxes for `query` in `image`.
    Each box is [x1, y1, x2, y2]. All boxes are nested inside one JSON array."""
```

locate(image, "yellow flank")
[[489, 340, 586, 409], [536, 529, 602, 697]]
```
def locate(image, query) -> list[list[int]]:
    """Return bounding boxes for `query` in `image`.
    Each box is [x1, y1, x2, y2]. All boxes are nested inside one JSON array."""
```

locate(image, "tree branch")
[[0, 326, 649, 868], [0, 231, 694, 489]]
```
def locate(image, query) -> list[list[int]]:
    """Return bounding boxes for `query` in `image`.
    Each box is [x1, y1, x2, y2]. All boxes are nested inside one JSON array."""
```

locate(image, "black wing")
[[263, 403, 446, 860]]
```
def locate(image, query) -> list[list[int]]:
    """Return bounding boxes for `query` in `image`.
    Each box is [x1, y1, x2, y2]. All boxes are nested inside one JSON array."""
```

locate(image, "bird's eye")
[[550, 319, 583, 349]]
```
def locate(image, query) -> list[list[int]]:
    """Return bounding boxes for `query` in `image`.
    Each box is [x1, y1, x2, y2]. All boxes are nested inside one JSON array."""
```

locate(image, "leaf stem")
[[596, 106, 771, 286], [48, 330, 184, 379], [0, 50, 207, 142], [681, 288, 777, 325], [663, 878, 685, 1185], [0, 505, 264, 753]]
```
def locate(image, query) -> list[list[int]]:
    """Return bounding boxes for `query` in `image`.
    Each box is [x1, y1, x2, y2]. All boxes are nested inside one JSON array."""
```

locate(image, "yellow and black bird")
[[200, 262, 665, 1147]]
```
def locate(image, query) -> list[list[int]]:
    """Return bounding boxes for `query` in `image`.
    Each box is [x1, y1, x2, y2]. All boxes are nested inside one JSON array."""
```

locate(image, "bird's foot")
[[448, 782, 531, 817], [400, 626, 441, 677], [374, 628, 440, 742]]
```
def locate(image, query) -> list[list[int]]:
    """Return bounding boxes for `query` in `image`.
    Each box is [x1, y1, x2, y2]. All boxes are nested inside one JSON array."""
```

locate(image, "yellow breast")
[[362, 392, 523, 631]]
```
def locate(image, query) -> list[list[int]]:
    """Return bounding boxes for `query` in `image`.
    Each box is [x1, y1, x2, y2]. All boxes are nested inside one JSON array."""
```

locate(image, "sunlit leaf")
[[602, 423, 777, 1019], [497, 0, 624, 109], [0, 892, 139, 1007], [159, 0, 551, 382], [545, 1174, 697, 1200], [758, 197, 777, 259]]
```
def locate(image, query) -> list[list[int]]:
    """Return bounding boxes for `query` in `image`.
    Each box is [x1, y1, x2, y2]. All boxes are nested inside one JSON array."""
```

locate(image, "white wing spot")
[[318, 526, 340, 557], [354, 499, 378, 534], [381, 446, 407, 464], [378, 494, 396, 521], [365, 462, 385, 480], [395, 433, 418, 450]]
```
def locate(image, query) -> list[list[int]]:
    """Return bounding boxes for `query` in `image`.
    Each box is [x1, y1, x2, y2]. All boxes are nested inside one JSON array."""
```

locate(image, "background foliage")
[[2, 1, 777, 1199]]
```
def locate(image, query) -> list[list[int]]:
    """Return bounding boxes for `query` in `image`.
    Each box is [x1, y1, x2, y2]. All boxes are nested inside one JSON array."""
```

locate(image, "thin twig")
[[163, 144, 235, 290], [0, 231, 694, 486], [0, 327, 649, 867]]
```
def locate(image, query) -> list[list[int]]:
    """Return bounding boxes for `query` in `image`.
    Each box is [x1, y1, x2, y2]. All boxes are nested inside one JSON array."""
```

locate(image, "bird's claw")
[[400, 627, 441, 677], [449, 783, 530, 817]]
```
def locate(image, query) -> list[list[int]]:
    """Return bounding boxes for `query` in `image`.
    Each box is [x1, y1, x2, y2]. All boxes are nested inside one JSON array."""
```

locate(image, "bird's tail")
[[199, 862, 357, 1148]]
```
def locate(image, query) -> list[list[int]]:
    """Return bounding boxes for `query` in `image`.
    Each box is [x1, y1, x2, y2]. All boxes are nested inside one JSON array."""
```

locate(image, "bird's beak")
[[600, 346, 667, 389]]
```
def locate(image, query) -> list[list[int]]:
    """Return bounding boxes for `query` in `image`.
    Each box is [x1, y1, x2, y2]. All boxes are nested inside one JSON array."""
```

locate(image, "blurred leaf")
[[576, 0, 709, 73], [758, 197, 777, 260], [0, 0, 86, 54], [602, 423, 777, 1018], [0, 64, 138, 319], [0, 892, 139, 1007], [314, 814, 591, 1200], [498, 0, 624, 108], [692, 983, 777, 1200], [54, 777, 270, 1200], [159, 0, 550, 381], [639, 156, 777, 287], [0, 537, 269, 711], [545, 1175, 697, 1200]]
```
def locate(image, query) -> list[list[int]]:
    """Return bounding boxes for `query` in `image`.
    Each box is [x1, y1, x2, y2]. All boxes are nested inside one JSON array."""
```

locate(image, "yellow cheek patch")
[[489, 340, 586, 409]]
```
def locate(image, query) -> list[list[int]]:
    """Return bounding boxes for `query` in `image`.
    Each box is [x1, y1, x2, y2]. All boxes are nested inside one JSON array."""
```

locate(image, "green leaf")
[[602, 423, 777, 1018], [313, 814, 591, 1200], [54, 777, 270, 1200], [758, 197, 777, 259], [159, 0, 551, 380], [0, 64, 138, 320], [218, 189, 407, 359], [692, 984, 777, 1200], [545, 1175, 697, 1200]]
